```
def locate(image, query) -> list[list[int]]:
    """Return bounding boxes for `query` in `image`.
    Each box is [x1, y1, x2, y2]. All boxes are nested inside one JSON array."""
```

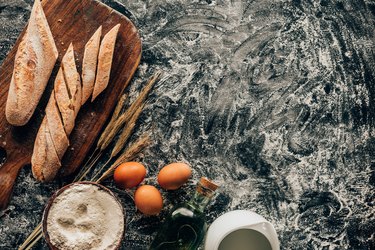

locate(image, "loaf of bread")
[[32, 24, 120, 182], [92, 24, 120, 101], [6, 0, 58, 126]]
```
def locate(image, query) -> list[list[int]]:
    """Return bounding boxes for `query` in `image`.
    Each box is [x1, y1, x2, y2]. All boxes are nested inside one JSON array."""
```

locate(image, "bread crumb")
[[58, 19, 62, 23]]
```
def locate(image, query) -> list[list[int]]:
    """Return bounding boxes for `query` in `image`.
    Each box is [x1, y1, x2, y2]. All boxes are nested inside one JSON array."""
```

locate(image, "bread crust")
[[82, 26, 102, 104], [45, 92, 69, 160], [43, 122, 61, 182], [61, 43, 82, 118], [54, 68, 75, 135], [92, 24, 120, 102], [5, 0, 58, 126], [31, 118, 61, 182], [31, 118, 47, 181]]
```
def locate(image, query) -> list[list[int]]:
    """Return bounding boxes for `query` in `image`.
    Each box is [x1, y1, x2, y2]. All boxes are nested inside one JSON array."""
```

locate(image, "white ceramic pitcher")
[[204, 210, 280, 250]]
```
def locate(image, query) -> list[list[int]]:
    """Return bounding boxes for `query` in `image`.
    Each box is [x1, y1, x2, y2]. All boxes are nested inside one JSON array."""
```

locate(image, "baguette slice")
[[31, 119, 48, 181], [31, 118, 61, 182], [54, 68, 75, 135], [92, 24, 120, 102], [43, 124, 62, 182], [45, 92, 69, 160], [5, 0, 58, 126], [82, 26, 102, 104], [61, 43, 82, 118]]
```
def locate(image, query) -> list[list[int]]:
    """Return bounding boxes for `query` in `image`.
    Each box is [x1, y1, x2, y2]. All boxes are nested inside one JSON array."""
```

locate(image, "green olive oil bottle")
[[149, 177, 219, 250]]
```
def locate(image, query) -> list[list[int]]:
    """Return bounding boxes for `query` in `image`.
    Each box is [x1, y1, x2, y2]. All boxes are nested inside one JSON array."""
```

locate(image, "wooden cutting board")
[[0, 0, 141, 210]]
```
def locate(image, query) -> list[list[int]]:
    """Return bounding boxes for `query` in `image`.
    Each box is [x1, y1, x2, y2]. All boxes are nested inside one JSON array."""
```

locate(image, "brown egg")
[[134, 185, 163, 215], [114, 162, 146, 189], [157, 162, 192, 190]]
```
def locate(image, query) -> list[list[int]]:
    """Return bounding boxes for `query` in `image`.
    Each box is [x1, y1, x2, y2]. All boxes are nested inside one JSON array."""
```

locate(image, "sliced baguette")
[[31, 118, 48, 181], [43, 123, 62, 182], [32, 23, 121, 182], [31, 118, 61, 182], [6, 0, 58, 126], [45, 92, 69, 160], [61, 43, 82, 118], [92, 24, 120, 102], [32, 43, 82, 182], [82, 26, 102, 104], [54, 68, 75, 135]]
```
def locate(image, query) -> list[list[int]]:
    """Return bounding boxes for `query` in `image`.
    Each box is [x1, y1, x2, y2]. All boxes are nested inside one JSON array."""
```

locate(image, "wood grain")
[[0, 0, 141, 210]]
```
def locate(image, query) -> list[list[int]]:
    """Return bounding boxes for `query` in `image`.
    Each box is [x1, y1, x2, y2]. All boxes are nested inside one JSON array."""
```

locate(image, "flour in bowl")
[[45, 183, 124, 250]]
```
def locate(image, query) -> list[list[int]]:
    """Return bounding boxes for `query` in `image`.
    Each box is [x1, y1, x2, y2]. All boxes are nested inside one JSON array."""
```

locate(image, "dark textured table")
[[0, 0, 374, 249]]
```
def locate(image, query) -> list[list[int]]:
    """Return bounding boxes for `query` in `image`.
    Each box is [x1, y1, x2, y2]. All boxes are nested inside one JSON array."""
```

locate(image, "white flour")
[[46, 183, 124, 250]]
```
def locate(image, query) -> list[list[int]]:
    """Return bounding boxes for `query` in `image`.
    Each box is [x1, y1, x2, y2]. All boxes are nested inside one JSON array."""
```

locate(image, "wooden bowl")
[[42, 182, 125, 250]]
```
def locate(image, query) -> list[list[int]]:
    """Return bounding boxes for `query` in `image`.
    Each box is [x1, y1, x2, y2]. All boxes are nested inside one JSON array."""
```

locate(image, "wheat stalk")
[[18, 223, 42, 250], [24, 233, 42, 250], [97, 93, 128, 149], [99, 71, 160, 151], [74, 93, 128, 182], [82, 71, 160, 179], [111, 103, 145, 158]]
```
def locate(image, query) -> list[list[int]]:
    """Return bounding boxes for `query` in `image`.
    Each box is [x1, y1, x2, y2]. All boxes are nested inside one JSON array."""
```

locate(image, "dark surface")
[[0, 0, 374, 249]]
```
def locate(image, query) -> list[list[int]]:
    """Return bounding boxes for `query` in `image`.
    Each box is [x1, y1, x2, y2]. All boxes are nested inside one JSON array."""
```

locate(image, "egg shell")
[[134, 185, 163, 215], [114, 162, 146, 189], [157, 162, 192, 190]]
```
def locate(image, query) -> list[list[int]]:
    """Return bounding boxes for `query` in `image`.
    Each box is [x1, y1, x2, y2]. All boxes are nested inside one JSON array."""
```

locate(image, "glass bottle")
[[149, 177, 219, 250]]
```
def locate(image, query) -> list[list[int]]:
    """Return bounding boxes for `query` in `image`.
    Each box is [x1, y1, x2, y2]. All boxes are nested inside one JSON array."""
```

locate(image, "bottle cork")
[[197, 177, 219, 196], [200, 177, 219, 191]]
